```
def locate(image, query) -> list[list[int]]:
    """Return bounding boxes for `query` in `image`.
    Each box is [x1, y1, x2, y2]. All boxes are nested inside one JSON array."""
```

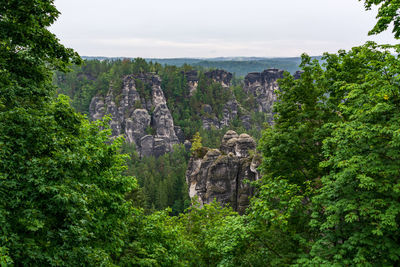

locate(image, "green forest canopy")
[[1, 0, 400, 266], [82, 56, 319, 76]]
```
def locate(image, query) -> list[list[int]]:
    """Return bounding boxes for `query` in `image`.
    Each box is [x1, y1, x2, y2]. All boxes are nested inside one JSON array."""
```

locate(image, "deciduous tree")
[[361, 0, 400, 38], [0, 1, 137, 265]]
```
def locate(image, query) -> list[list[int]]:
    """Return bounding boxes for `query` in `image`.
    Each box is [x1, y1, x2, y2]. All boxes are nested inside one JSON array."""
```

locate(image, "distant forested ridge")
[[82, 56, 322, 76]]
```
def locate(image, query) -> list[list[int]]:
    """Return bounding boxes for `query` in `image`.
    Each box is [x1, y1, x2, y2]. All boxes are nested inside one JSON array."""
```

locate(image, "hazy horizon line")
[[81, 55, 323, 59]]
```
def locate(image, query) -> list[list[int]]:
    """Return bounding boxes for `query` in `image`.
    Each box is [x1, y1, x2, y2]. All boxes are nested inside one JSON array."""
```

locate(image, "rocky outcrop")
[[89, 73, 179, 157], [240, 115, 251, 130], [201, 99, 239, 130], [183, 70, 199, 96], [196, 69, 239, 130], [184, 69, 233, 96], [88, 68, 297, 156], [244, 68, 285, 117], [204, 69, 232, 88], [186, 130, 260, 214], [219, 99, 239, 128]]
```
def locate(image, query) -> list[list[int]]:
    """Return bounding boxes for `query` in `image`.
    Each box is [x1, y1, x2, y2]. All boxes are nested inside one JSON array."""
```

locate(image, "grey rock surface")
[[243, 68, 285, 117], [219, 100, 239, 128], [235, 133, 256, 158], [126, 109, 151, 144], [293, 70, 303, 80], [89, 73, 179, 157], [199, 70, 239, 130], [183, 70, 199, 96], [186, 131, 260, 214], [140, 135, 154, 157], [240, 115, 251, 130], [202, 117, 221, 130], [202, 104, 213, 114], [184, 140, 192, 152], [220, 130, 239, 154], [174, 126, 185, 143], [204, 69, 233, 88]]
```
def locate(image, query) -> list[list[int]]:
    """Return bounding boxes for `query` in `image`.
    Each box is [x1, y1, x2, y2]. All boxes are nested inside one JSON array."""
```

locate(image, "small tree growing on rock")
[[190, 132, 203, 155]]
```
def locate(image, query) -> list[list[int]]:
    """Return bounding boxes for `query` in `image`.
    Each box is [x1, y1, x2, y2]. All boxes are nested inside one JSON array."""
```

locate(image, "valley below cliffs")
[[54, 58, 301, 213], [85, 67, 290, 157]]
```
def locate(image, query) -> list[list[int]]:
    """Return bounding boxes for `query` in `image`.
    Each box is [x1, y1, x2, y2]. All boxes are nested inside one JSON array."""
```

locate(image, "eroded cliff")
[[244, 69, 284, 114], [186, 130, 260, 214], [243, 69, 303, 123], [88, 68, 297, 157], [89, 73, 179, 157]]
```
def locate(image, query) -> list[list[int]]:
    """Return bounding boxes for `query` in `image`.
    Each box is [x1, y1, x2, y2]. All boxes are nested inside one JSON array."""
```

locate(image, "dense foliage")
[[191, 58, 304, 77], [362, 0, 400, 38], [0, 0, 136, 264], [2, 0, 400, 266], [255, 42, 400, 265], [83, 56, 307, 77], [123, 143, 191, 215], [307, 43, 400, 265], [54, 58, 160, 114], [54, 57, 268, 214]]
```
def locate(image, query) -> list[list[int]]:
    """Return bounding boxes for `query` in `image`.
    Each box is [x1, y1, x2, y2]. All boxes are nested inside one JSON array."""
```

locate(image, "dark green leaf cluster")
[[0, 0, 81, 109], [120, 201, 257, 266], [253, 42, 400, 265], [0, 98, 137, 265], [361, 0, 400, 38], [308, 43, 400, 265], [0, 1, 137, 264], [123, 144, 191, 215]]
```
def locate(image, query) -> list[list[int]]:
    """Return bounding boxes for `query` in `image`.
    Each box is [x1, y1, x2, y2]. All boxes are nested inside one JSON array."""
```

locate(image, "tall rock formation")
[[88, 68, 299, 157], [244, 68, 285, 118], [89, 73, 179, 157], [184, 69, 240, 130], [242, 69, 303, 125], [201, 70, 239, 130], [183, 70, 199, 97], [186, 130, 260, 214], [204, 69, 232, 88]]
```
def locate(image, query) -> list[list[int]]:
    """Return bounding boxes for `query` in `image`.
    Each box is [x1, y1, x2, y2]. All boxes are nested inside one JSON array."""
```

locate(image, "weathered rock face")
[[204, 69, 232, 88], [89, 73, 179, 157], [193, 69, 239, 130], [219, 99, 239, 128], [184, 69, 233, 95], [240, 115, 251, 130], [186, 130, 260, 214], [201, 99, 240, 130], [244, 68, 285, 116], [183, 70, 199, 97]]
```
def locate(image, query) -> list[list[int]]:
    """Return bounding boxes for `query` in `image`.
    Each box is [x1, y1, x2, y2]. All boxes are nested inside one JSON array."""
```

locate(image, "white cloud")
[[51, 0, 398, 57]]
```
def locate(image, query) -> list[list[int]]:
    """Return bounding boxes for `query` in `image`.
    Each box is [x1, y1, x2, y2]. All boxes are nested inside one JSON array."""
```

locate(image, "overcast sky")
[[50, 0, 397, 58]]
